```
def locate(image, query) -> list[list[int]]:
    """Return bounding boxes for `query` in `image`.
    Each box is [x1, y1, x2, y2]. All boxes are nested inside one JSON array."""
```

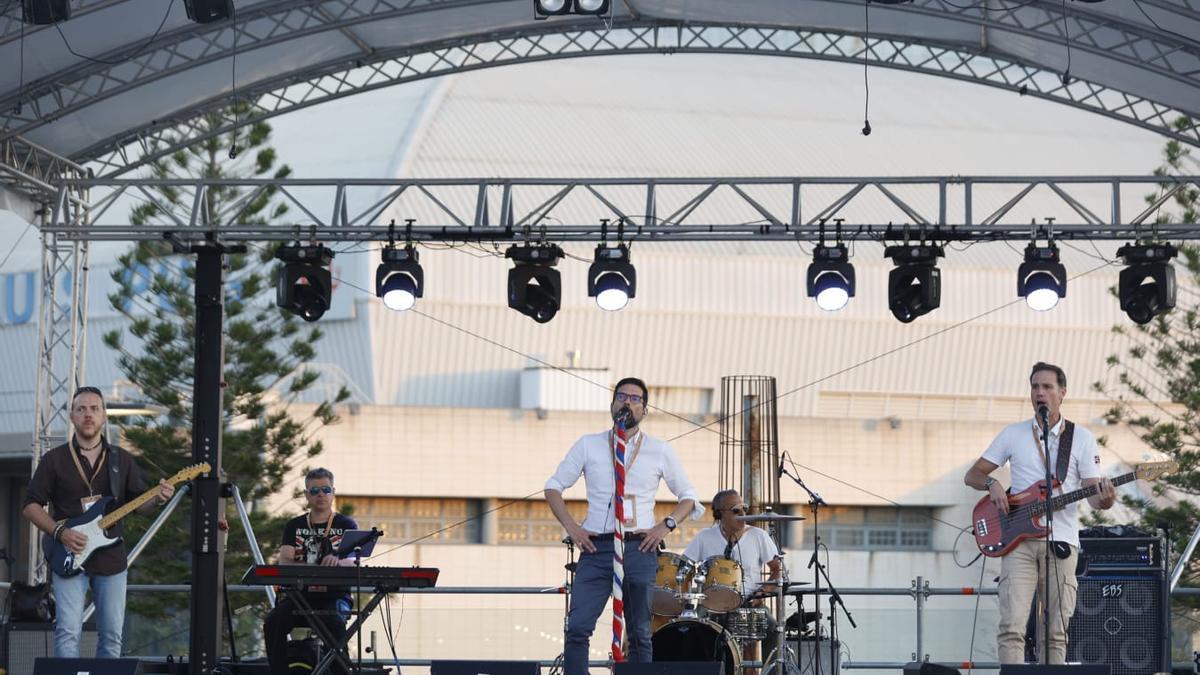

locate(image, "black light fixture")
[[806, 244, 855, 311], [184, 0, 235, 24], [534, 0, 610, 18], [1017, 241, 1067, 311], [506, 244, 564, 323], [21, 0, 70, 24], [885, 244, 943, 323], [275, 244, 334, 322], [587, 244, 636, 311], [375, 245, 423, 312], [1117, 242, 1177, 325]]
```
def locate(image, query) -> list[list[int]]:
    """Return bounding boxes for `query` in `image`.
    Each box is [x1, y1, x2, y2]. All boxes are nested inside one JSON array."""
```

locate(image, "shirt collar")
[[1033, 416, 1065, 437]]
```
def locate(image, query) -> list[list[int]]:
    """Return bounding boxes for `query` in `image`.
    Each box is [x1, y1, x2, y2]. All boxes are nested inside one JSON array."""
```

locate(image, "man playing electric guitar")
[[964, 363, 1116, 665], [22, 386, 174, 659]]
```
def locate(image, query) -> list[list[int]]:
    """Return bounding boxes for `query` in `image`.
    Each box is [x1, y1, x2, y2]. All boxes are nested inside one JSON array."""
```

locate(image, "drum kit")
[[649, 512, 815, 675]]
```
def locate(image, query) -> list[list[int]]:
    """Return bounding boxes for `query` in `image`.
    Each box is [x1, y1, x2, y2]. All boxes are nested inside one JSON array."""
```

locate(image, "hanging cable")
[[862, 0, 872, 136]]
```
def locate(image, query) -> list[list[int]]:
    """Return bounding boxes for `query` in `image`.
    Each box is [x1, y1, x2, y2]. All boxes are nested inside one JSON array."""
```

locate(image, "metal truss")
[[0, 135, 89, 200], [43, 175, 1200, 242]]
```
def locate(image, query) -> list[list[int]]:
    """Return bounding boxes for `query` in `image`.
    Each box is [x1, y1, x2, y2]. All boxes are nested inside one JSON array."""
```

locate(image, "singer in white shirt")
[[963, 362, 1115, 665], [545, 377, 702, 675]]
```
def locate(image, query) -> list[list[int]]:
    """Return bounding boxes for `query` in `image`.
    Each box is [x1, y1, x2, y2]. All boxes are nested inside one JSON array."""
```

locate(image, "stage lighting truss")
[[1017, 242, 1067, 311], [806, 244, 856, 312], [587, 244, 637, 312], [375, 244, 424, 312], [885, 244, 944, 323], [534, 0, 610, 18], [506, 243, 565, 323], [275, 243, 334, 323], [1117, 242, 1177, 325]]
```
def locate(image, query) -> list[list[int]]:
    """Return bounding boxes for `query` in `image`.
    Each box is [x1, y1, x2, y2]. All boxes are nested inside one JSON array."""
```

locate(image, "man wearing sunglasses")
[[263, 467, 358, 675], [545, 377, 703, 675], [22, 386, 174, 659]]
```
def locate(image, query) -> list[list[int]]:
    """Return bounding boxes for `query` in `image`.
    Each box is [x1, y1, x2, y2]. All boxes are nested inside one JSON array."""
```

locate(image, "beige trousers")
[[997, 539, 1079, 664]]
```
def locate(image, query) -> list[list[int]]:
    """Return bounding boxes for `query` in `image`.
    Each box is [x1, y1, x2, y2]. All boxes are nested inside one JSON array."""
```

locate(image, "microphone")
[[778, 451, 787, 478], [1037, 404, 1049, 425], [613, 407, 634, 427]]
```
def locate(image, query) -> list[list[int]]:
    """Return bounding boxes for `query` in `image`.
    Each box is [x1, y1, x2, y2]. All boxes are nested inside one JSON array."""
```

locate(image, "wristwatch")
[[664, 516, 677, 532], [984, 477, 997, 490]]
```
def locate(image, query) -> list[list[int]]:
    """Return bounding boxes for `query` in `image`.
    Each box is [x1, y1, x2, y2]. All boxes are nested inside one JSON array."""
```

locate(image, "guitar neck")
[[98, 485, 161, 530], [1028, 471, 1137, 515]]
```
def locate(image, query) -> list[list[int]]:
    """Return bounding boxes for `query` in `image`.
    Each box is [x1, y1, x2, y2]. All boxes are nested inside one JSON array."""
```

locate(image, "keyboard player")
[[264, 467, 359, 675]]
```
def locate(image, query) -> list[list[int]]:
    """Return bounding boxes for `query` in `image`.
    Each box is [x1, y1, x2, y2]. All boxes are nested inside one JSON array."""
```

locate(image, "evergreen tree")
[[102, 108, 350, 655]]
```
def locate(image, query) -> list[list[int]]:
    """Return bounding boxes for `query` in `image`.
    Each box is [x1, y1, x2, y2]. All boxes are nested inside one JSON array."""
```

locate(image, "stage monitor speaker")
[[615, 663, 724, 675], [2, 621, 98, 673], [34, 657, 144, 674], [1067, 574, 1168, 675], [431, 661, 541, 675], [792, 638, 840, 675], [904, 663, 962, 674], [998, 662, 1108, 667], [20, 0, 70, 24]]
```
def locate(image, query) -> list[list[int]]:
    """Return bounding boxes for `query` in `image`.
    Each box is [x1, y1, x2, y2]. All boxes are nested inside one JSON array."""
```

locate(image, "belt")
[[591, 532, 647, 541]]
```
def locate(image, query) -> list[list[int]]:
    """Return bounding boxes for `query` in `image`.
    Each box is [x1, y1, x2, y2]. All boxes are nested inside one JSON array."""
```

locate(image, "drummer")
[[684, 489, 783, 667]]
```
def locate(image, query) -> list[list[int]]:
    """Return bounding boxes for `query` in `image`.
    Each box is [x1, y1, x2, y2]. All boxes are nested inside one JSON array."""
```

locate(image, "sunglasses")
[[307, 486, 334, 496], [726, 506, 746, 515], [614, 392, 644, 404]]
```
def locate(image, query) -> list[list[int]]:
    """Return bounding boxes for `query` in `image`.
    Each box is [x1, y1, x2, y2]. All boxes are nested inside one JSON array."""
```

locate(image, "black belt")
[[591, 532, 647, 541]]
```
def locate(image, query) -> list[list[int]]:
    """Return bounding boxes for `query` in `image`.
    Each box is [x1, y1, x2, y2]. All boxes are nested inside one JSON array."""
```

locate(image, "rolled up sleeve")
[[545, 439, 587, 493], [661, 444, 704, 521]]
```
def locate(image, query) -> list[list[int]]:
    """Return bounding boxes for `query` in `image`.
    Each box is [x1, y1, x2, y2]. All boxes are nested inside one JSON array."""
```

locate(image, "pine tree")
[[101, 108, 350, 656]]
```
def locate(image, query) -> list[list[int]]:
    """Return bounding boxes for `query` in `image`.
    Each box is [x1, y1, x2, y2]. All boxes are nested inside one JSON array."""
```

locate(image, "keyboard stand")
[[285, 585, 392, 675]]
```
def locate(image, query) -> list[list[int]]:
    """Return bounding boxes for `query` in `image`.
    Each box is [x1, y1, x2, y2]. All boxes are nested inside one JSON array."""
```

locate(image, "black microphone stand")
[[353, 528, 384, 674], [1039, 406, 1053, 665]]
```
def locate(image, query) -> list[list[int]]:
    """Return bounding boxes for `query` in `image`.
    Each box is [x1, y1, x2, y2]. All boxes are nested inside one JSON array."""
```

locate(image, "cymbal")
[[736, 513, 806, 522]]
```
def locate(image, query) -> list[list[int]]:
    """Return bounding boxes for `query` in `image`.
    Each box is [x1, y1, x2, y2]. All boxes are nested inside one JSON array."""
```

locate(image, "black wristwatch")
[[664, 516, 677, 532]]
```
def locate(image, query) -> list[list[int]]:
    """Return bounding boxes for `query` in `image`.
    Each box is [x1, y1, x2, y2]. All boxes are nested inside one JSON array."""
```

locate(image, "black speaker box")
[[1067, 574, 1168, 675], [183, 0, 234, 24], [431, 661, 542, 675], [794, 638, 840, 675], [904, 663, 962, 674], [20, 0, 70, 24], [614, 663, 724, 675], [2, 621, 99, 673], [998, 662, 1108, 667], [34, 657, 144, 674]]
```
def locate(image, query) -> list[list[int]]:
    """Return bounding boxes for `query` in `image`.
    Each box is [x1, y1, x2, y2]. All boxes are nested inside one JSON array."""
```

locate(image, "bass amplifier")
[[1066, 573, 1168, 675], [793, 638, 840, 675], [1077, 537, 1162, 572], [2, 621, 99, 672]]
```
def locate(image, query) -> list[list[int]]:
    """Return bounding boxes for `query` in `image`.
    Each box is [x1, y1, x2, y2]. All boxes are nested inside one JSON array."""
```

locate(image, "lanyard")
[[69, 438, 108, 496], [308, 511, 335, 540]]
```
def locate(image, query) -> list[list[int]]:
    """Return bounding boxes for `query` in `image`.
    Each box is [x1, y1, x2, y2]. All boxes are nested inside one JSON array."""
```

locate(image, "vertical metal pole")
[[914, 575, 925, 662], [741, 394, 758, 511], [190, 243, 227, 673], [231, 484, 275, 607]]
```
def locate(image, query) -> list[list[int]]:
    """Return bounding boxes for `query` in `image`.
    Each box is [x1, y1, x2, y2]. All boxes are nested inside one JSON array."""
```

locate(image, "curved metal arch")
[[80, 22, 1200, 178]]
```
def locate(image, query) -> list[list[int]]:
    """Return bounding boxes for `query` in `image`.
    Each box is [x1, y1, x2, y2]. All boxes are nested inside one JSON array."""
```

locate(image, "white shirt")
[[684, 525, 780, 597], [981, 416, 1102, 548], [545, 429, 704, 532]]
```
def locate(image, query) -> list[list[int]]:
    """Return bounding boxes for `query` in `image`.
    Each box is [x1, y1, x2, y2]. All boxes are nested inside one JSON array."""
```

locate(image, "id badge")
[[80, 495, 100, 511], [621, 495, 637, 529]]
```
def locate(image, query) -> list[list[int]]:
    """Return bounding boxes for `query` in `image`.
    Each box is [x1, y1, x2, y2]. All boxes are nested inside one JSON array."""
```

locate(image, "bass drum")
[[652, 618, 741, 675]]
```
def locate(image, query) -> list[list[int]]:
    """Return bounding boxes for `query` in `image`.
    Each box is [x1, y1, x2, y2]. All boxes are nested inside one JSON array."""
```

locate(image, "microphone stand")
[[353, 528, 384, 674], [1039, 407, 1053, 666]]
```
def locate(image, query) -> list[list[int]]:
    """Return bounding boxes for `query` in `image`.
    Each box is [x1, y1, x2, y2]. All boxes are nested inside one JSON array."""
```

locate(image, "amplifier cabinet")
[[1066, 573, 1168, 675]]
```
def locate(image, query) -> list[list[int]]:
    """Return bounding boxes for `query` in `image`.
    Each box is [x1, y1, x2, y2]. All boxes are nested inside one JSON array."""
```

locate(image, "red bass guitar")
[[972, 459, 1176, 558]]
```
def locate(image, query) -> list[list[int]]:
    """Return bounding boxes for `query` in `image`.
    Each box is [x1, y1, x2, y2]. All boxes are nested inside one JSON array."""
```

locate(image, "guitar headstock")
[[169, 462, 211, 484], [1134, 459, 1178, 481]]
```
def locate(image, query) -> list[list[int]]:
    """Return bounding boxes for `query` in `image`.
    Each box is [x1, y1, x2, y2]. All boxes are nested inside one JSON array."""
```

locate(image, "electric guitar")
[[44, 463, 210, 577], [972, 459, 1176, 558]]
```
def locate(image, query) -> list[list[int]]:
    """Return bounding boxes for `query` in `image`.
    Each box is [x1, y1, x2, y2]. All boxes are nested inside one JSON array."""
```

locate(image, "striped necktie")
[[611, 421, 628, 663]]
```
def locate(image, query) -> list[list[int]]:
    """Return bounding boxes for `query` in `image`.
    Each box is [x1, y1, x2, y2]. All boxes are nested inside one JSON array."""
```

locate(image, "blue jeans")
[[52, 570, 127, 658], [564, 537, 656, 675]]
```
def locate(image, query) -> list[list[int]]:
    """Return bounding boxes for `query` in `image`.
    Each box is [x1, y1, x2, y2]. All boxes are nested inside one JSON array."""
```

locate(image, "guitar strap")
[[108, 443, 123, 503], [1031, 420, 1076, 484]]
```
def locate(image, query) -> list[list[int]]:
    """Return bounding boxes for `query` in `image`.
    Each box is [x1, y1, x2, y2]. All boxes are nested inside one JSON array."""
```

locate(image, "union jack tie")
[[611, 421, 628, 663]]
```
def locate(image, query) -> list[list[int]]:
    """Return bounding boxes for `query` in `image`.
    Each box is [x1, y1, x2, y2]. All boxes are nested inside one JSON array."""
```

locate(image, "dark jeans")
[[564, 536, 656, 675], [264, 594, 349, 675]]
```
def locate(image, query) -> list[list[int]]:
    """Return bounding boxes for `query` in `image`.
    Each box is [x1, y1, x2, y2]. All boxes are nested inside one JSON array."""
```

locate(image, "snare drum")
[[727, 606, 771, 641], [652, 618, 742, 675], [652, 552, 693, 616], [700, 556, 743, 612]]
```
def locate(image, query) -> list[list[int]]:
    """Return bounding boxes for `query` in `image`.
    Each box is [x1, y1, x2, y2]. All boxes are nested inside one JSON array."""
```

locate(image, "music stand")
[[336, 529, 381, 559]]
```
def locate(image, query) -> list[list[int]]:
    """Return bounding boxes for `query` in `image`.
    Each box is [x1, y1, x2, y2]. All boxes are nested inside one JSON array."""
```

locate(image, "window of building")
[[799, 506, 932, 551], [339, 496, 482, 544]]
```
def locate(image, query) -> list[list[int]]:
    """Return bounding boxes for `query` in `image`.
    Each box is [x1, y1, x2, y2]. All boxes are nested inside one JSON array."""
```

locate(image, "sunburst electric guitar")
[[972, 459, 1176, 558], [44, 463, 210, 577]]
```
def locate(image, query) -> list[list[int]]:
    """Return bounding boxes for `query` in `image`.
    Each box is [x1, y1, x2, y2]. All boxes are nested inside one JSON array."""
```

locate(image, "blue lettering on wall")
[[5, 270, 35, 325]]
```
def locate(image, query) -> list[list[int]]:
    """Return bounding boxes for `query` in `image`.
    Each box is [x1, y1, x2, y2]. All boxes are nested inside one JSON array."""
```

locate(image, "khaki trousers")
[[997, 539, 1078, 664]]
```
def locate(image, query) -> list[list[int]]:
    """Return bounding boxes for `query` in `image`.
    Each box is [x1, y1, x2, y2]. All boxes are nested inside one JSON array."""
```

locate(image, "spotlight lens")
[[1023, 272, 1062, 311], [813, 273, 850, 311], [539, 0, 566, 10], [595, 273, 630, 311], [577, 0, 604, 10], [381, 274, 417, 311], [1125, 281, 1160, 325], [293, 283, 327, 322]]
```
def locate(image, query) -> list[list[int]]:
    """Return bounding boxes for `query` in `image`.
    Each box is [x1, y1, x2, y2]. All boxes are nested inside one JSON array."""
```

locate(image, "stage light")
[[587, 244, 636, 312], [575, 0, 610, 13], [534, 0, 609, 17], [184, 0, 234, 24], [506, 244, 564, 323], [806, 244, 855, 311], [1017, 242, 1066, 311], [21, 0, 70, 24], [275, 244, 334, 322], [375, 245, 424, 312], [1117, 242, 1177, 325], [885, 244, 943, 323]]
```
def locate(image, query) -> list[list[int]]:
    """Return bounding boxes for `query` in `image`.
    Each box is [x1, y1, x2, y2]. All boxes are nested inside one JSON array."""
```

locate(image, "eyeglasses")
[[614, 392, 644, 404], [307, 486, 334, 496]]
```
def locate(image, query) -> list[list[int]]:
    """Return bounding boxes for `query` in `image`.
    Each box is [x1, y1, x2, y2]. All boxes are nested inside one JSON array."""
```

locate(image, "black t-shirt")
[[281, 512, 358, 604]]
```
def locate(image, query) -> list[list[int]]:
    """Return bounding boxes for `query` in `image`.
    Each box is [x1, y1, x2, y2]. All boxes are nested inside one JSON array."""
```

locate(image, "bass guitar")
[[45, 462, 210, 577], [972, 459, 1175, 558]]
